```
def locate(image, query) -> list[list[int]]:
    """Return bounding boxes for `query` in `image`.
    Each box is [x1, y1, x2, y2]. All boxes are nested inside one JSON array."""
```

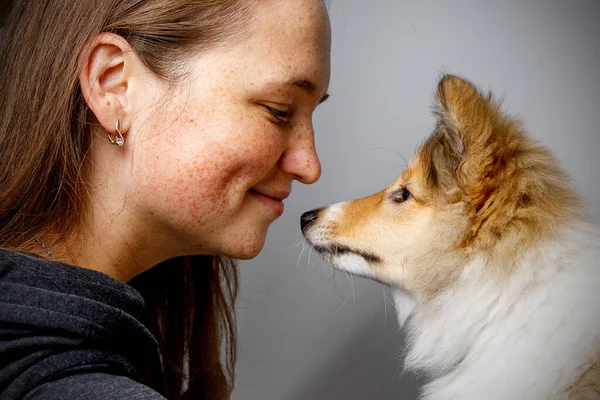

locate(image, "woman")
[[0, 0, 331, 398]]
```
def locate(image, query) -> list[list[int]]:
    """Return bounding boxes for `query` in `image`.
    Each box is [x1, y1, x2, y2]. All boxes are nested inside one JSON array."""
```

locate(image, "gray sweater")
[[0, 249, 167, 399]]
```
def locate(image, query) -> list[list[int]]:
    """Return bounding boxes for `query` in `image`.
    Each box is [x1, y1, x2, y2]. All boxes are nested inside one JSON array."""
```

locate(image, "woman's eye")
[[390, 188, 412, 203], [265, 106, 291, 124]]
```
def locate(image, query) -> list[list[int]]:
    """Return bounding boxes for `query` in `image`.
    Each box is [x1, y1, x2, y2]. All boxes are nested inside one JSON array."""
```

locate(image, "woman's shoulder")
[[0, 248, 144, 313], [0, 248, 167, 399], [0, 248, 135, 293], [24, 373, 166, 400]]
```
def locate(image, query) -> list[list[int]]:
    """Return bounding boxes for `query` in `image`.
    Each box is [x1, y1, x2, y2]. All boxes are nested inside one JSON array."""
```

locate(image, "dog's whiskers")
[[335, 291, 352, 314], [383, 287, 388, 326], [310, 251, 320, 269], [306, 246, 312, 272], [382, 287, 397, 328], [288, 238, 305, 250], [296, 240, 308, 267], [344, 271, 355, 303]]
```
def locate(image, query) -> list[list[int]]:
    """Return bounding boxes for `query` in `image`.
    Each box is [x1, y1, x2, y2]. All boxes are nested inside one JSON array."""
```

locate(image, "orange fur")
[[429, 76, 581, 256], [302, 74, 598, 398], [320, 75, 583, 297]]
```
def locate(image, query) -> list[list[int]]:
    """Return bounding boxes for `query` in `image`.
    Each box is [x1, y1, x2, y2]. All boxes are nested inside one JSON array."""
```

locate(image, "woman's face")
[[129, 0, 331, 259]]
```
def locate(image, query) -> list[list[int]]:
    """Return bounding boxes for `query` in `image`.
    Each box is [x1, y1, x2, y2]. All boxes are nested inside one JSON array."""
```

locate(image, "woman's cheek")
[[163, 157, 230, 221], [137, 106, 285, 226]]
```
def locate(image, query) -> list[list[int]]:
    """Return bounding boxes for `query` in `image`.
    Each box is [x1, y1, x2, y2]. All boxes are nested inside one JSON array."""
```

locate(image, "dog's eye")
[[390, 188, 412, 203]]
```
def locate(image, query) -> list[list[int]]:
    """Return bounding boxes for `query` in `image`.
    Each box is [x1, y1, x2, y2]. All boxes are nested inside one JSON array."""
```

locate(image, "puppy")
[[301, 75, 600, 399]]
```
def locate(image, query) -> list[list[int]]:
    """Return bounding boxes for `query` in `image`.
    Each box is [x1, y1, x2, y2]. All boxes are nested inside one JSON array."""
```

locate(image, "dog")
[[301, 75, 600, 399]]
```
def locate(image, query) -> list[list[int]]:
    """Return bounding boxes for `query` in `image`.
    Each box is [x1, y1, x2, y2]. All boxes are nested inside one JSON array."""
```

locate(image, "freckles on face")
[[241, 0, 330, 88], [125, 0, 331, 258], [132, 72, 288, 246], [156, 103, 279, 215]]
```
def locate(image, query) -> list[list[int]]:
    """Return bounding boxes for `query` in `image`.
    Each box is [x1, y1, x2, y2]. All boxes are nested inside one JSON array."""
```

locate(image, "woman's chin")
[[219, 234, 267, 260]]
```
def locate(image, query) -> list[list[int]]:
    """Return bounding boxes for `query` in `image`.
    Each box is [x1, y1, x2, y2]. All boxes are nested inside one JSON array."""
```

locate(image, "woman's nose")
[[278, 130, 321, 184]]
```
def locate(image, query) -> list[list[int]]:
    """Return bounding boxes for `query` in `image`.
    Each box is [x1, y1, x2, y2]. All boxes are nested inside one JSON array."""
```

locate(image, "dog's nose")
[[300, 209, 322, 232]]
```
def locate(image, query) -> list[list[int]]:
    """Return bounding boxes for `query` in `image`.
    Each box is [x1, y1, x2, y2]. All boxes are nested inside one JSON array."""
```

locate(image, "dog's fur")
[[301, 75, 600, 399]]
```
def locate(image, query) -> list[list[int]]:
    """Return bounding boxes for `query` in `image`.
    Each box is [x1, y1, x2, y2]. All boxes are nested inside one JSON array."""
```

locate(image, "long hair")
[[0, 0, 250, 398], [131, 255, 238, 399]]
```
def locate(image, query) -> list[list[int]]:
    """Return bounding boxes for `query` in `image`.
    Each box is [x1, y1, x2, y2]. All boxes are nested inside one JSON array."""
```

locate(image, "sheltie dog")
[[301, 75, 600, 399]]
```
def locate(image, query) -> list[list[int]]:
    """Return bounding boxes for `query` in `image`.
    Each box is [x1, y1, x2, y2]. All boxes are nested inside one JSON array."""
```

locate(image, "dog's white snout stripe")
[[322, 201, 346, 222]]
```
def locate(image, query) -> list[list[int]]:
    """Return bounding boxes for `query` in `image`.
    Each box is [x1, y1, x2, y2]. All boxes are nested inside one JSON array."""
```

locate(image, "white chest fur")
[[395, 225, 600, 400]]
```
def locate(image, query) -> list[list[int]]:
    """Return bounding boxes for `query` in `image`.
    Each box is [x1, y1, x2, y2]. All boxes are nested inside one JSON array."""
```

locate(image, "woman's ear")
[[79, 33, 143, 137]]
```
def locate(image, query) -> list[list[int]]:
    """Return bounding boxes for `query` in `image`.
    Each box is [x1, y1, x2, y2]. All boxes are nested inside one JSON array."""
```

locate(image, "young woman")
[[0, 0, 331, 398]]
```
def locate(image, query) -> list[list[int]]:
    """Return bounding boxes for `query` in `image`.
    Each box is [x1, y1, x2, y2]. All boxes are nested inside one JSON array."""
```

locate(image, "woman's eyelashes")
[[264, 105, 292, 125]]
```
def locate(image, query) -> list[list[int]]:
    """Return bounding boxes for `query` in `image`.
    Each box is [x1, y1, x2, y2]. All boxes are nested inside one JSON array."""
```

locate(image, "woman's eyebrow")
[[266, 78, 330, 104]]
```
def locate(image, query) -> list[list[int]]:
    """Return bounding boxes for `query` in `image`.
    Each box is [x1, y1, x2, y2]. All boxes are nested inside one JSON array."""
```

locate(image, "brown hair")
[[0, 0, 253, 398]]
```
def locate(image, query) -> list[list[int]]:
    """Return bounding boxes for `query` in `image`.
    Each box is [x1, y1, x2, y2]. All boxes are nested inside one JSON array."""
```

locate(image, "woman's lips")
[[249, 189, 289, 216]]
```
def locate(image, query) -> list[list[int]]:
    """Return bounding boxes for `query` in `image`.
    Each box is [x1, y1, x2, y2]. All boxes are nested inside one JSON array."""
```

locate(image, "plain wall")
[[233, 1, 600, 399]]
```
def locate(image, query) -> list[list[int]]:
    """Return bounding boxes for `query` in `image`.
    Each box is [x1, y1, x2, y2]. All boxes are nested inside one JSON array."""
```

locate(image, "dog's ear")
[[433, 74, 497, 159], [427, 75, 522, 206]]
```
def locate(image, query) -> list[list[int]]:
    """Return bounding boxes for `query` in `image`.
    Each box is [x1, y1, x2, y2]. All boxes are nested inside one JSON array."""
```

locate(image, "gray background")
[[233, 1, 600, 400], [0, 1, 597, 399]]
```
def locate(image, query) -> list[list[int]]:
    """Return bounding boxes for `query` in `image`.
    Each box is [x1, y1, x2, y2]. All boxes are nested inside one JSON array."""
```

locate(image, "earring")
[[107, 119, 125, 146]]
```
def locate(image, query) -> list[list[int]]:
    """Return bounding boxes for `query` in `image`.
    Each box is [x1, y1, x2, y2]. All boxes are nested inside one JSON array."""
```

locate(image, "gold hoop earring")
[[107, 119, 125, 146]]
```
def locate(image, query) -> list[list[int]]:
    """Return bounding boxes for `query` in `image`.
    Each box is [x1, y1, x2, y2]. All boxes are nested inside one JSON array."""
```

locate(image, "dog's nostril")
[[300, 209, 321, 232]]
